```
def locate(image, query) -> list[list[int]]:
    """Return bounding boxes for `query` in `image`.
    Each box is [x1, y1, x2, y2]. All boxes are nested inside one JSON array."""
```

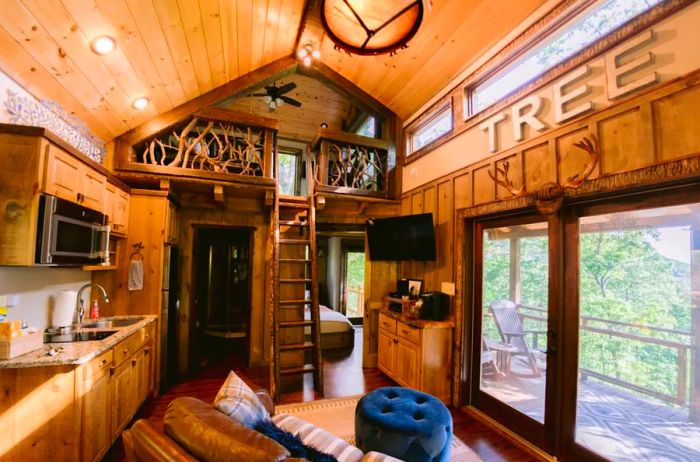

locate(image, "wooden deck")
[[482, 356, 700, 462]]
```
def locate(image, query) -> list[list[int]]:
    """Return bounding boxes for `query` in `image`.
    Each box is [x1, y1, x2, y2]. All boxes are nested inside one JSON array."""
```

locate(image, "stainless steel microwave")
[[35, 194, 109, 265]]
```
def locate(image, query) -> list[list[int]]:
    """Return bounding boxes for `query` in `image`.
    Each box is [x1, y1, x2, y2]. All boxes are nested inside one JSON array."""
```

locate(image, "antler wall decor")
[[489, 134, 600, 215]]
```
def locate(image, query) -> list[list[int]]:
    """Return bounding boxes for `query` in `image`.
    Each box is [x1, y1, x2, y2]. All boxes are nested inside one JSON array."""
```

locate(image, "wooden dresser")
[[377, 308, 453, 403]]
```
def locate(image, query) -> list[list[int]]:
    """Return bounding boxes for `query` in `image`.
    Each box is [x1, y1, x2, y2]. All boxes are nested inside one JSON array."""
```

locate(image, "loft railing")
[[124, 108, 278, 184], [515, 305, 692, 407], [313, 128, 390, 198]]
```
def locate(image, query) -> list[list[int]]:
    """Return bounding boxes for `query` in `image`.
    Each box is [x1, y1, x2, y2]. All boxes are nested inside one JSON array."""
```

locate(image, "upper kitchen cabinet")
[[0, 124, 128, 266], [44, 141, 107, 212], [105, 182, 131, 237]]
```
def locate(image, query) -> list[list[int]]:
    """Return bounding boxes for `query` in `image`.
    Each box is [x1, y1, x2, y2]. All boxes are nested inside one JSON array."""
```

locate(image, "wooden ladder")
[[270, 163, 323, 401]]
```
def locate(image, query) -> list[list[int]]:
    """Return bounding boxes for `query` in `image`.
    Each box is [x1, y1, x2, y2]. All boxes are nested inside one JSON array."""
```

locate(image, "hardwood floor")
[[105, 327, 534, 461]]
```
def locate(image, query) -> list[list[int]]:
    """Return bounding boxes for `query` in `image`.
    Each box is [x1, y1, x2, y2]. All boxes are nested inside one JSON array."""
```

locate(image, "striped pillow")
[[272, 413, 364, 462], [214, 371, 269, 427]]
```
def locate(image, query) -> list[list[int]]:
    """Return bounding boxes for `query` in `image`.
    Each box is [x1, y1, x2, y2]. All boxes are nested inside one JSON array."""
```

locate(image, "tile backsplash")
[[0, 267, 90, 331]]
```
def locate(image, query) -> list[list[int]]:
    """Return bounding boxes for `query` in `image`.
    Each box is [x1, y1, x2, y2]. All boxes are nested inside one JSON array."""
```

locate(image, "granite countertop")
[[0, 315, 158, 369]]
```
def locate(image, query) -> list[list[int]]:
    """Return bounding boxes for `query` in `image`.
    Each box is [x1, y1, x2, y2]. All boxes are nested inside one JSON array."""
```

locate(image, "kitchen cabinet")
[[44, 141, 106, 211], [0, 125, 129, 266], [79, 350, 113, 462], [105, 182, 130, 236], [44, 142, 83, 202], [0, 319, 158, 461], [377, 310, 453, 403]]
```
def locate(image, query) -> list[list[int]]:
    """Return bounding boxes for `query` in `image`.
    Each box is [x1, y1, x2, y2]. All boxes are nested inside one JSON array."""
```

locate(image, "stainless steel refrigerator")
[[161, 245, 179, 390]]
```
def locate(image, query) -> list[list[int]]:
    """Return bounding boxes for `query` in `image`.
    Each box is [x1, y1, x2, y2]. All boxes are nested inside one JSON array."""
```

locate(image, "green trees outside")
[[345, 251, 365, 317], [482, 226, 691, 404]]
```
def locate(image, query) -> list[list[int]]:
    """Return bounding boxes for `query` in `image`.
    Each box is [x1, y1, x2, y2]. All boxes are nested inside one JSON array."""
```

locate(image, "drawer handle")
[[124, 347, 129, 354], [401, 329, 410, 336], [382, 322, 391, 328], [132, 359, 137, 366], [144, 347, 151, 353], [100, 359, 108, 366]]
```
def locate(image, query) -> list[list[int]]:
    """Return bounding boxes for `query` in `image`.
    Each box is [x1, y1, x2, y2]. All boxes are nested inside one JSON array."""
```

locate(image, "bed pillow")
[[254, 418, 338, 462], [214, 371, 269, 427]]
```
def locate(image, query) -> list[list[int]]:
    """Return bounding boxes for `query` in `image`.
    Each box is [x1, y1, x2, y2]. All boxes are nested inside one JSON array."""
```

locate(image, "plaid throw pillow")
[[214, 371, 269, 427]]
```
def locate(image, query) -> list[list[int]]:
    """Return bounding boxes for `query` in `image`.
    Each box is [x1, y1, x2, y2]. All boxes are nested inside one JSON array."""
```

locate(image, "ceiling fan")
[[251, 82, 302, 112]]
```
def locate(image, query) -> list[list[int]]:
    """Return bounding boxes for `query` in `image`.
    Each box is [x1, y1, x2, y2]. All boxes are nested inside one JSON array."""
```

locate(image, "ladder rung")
[[279, 299, 312, 305], [280, 341, 315, 351], [279, 220, 308, 227], [280, 278, 312, 284], [280, 364, 315, 375], [280, 258, 311, 264], [279, 320, 315, 328], [279, 239, 309, 245]]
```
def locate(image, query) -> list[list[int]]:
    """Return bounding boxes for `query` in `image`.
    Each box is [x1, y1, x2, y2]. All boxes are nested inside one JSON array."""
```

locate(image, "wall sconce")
[[297, 43, 321, 66]]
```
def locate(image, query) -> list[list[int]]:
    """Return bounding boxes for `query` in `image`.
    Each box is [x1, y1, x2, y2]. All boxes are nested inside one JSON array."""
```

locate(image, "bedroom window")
[[470, 0, 663, 114], [408, 104, 452, 155]]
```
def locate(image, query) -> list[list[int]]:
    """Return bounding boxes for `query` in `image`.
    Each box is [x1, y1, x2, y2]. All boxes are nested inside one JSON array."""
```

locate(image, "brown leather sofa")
[[123, 388, 307, 462]]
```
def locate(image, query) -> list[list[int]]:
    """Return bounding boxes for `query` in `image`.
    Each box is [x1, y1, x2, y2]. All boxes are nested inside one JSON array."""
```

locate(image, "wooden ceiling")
[[0, 0, 305, 140], [0, 0, 548, 141], [305, 0, 548, 120], [225, 74, 351, 143]]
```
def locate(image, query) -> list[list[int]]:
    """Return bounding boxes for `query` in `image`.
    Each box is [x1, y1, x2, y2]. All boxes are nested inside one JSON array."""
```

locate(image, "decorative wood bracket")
[[489, 134, 600, 215]]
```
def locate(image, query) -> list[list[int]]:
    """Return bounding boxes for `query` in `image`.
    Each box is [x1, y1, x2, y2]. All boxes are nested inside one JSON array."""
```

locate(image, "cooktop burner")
[[44, 330, 117, 343]]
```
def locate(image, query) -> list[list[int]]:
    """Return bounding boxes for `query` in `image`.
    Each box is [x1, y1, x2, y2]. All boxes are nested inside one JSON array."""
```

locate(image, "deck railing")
[[313, 128, 390, 198], [515, 305, 692, 406]]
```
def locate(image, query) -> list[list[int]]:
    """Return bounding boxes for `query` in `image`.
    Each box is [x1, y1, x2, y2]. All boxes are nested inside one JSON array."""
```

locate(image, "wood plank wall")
[[400, 71, 700, 404]]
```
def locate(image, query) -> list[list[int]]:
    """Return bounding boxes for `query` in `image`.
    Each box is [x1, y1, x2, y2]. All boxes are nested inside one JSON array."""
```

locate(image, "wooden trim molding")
[[403, 0, 694, 165]]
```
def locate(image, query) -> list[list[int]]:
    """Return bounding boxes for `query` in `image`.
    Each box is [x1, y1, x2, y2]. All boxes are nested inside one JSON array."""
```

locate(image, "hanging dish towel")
[[128, 259, 144, 291]]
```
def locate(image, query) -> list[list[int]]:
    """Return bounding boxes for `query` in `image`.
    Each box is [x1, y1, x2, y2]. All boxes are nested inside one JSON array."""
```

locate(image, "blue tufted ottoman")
[[355, 387, 452, 462]]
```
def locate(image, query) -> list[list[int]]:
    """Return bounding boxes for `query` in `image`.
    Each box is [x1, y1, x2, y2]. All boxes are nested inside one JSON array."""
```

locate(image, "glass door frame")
[[469, 210, 563, 454], [559, 183, 700, 462]]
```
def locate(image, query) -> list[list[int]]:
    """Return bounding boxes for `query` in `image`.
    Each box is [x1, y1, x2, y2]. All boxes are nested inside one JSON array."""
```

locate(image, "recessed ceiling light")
[[90, 36, 116, 55], [132, 97, 149, 110]]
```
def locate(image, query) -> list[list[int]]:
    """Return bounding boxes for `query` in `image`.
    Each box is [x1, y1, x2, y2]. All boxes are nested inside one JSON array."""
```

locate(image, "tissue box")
[[0, 332, 44, 360]]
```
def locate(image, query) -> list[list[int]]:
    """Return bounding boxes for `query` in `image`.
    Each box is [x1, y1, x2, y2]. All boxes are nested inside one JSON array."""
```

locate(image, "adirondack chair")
[[489, 300, 545, 376]]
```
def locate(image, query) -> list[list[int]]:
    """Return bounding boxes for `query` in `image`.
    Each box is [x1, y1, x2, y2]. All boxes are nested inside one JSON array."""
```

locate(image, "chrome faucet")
[[76, 284, 110, 325]]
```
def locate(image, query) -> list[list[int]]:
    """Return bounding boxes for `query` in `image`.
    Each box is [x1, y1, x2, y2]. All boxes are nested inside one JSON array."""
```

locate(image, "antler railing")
[[128, 108, 278, 181], [313, 128, 390, 197]]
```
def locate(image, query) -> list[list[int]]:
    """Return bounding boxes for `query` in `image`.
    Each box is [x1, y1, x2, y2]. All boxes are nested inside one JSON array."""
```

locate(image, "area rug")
[[276, 395, 482, 461]]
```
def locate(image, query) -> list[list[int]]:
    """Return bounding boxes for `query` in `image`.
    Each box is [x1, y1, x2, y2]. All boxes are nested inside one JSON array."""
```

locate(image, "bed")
[[304, 305, 355, 350]]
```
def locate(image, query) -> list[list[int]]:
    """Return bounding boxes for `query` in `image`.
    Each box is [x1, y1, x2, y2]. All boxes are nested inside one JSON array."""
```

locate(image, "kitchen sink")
[[45, 330, 117, 343], [81, 317, 145, 329]]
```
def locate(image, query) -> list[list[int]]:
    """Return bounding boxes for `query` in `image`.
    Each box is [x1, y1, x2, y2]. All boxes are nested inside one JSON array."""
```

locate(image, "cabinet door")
[[378, 330, 396, 376], [81, 166, 106, 212], [114, 189, 130, 235], [81, 368, 112, 462], [142, 340, 154, 397], [104, 183, 116, 221], [111, 361, 132, 439], [129, 349, 145, 416], [396, 339, 420, 389], [44, 143, 84, 203]]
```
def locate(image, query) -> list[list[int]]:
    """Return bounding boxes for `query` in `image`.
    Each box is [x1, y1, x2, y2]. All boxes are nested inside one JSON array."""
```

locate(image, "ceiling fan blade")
[[251, 93, 268, 97], [280, 96, 302, 107], [277, 82, 297, 95]]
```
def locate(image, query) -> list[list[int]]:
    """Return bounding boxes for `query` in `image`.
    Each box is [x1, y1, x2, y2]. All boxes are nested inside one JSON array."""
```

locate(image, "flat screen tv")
[[366, 213, 436, 261]]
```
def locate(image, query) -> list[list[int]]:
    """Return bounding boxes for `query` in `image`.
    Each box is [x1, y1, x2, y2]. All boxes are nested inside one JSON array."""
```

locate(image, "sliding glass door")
[[563, 196, 700, 462], [472, 214, 559, 451]]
